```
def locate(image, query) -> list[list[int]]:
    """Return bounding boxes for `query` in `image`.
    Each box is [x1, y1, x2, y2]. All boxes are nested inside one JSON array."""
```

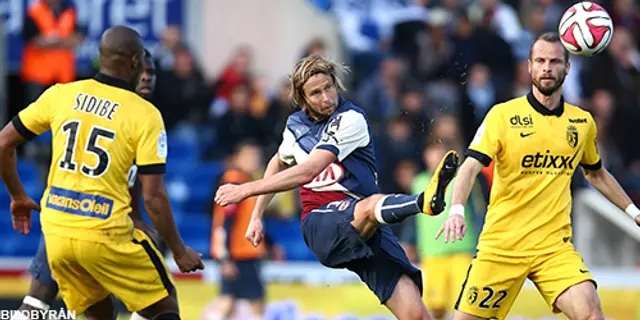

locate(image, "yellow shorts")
[[45, 229, 175, 313], [455, 245, 595, 320], [421, 253, 473, 311]]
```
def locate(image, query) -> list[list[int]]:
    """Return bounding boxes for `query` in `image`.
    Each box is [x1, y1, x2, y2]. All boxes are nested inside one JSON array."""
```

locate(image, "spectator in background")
[[611, 0, 640, 43], [21, 0, 85, 107], [215, 46, 253, 100], [415, 9, 454, 82], [390, 0, 429, 73], [513, 4, 547, 60], [390, 159, 420, 263], [301, 37, 328, 58], [264, 79, 295, 158], [154, 45, 212, 131], [511, 59, 531, 98], [154, 24, 182, 72], [429, 115, 465, 155], [588, 89, 626, 178], [464, 63, 497, 124], [375, 115, 415, 191], [412, 143, 478, 320], [248, 74, 271, 120], [474, 0, 522, 45], [210, 85, 264, 160], [210, 141, 266, 320], [582, 27, 640, 109], [469, 8, 516, 91], [355, 55, 404, 129], [398, 80, 430, 146]]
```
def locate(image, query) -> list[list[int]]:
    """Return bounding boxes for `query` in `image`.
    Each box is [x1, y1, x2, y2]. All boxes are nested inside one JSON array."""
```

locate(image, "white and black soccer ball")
[[558, 1, 614, 56]]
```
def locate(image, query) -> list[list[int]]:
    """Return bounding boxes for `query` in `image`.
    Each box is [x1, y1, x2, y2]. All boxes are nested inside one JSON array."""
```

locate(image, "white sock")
[[130, 312, 150, 320], [10, 311, 29, 320]]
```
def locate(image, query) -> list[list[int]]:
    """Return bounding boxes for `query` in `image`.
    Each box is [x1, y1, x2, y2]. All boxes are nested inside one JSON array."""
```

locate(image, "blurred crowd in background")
[[5, 0, 640, 264]]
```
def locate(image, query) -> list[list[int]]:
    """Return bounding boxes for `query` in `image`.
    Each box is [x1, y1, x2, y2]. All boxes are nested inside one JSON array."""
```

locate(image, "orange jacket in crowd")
[[21, 0, 77, 86], [211, 169, 265, 261]]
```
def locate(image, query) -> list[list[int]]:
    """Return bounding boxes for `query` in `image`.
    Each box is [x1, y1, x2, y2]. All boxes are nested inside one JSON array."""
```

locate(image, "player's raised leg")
[[554, 281, 603, 320], [352, 150, 459, 239]]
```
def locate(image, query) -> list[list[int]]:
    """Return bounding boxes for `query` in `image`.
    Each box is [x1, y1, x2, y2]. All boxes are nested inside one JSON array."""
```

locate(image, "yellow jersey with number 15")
[[466, 92, 601, 257], [13, 73, 167, 243]]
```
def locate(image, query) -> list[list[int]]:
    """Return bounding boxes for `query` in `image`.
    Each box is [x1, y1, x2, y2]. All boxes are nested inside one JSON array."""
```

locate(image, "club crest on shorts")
[[467, 286, 479, 305], [566, 125, 578, 148]]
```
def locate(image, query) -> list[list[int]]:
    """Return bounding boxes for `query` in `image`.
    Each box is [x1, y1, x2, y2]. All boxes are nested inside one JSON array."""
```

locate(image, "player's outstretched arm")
[[245, 153, 291, 247], [139, 174, 204, 272], [215, 149, 336, 207], [436, 156, 484, 242], [583, 167, 640, 225], [0, 123, 40, 235]]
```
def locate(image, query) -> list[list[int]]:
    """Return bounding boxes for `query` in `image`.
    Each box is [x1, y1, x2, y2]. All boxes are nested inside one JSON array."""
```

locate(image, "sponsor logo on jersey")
[[569, 118, 587, 124], [510, 114, 534, 128], [46, 186, 113, 219], [521, 150, 579, 170], [303, 163, 345, 189]]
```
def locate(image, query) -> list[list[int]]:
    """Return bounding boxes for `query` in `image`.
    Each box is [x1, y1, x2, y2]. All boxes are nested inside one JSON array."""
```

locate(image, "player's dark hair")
[[529, 32, 570, 63], [144, 48, 152, 58]]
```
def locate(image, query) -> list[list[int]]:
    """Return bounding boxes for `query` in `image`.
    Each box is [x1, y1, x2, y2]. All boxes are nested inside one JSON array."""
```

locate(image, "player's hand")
[[10, 197, 40, 235], [435, 214, 467, 243], [214, 183, 250, 207], [245, 218, 264, 247], [220, 261, 238, 279], [635, 215, 640, 227], [173, 246, 205, 273]]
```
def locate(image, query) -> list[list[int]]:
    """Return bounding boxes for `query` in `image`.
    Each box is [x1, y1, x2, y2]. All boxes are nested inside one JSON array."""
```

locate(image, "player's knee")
[[152, 312, 180, 320], [358, 194, 385, 220], [430, 308, 445, 320], [582, 309, 604, 320], [406, 305, 431, 320]]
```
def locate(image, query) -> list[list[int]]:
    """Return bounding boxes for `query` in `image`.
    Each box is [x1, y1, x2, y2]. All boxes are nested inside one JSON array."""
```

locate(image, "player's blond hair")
[[290, 53, 349, 111]]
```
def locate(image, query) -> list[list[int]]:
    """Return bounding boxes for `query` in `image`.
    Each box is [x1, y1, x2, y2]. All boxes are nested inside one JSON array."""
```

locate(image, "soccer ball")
[[558, 1, 614, 56]]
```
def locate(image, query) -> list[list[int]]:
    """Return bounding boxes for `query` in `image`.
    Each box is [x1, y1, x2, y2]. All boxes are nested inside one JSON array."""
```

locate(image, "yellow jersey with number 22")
[[466, 93, 601, 257]]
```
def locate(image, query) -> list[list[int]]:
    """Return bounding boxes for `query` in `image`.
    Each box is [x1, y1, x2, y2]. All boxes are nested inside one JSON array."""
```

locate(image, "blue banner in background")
[[0, 0, 183, 74]]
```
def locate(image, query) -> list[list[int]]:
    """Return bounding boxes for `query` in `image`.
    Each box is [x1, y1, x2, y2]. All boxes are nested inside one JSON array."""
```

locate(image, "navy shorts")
[[28, 236, 59, 290], [220, 260, 265, 300], [301, 198, 423, 304]]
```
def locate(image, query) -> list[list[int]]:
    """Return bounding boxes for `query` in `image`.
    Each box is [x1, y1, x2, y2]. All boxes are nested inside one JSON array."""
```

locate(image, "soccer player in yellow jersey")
[[437, 32, 640, 320], [0, 26, 203, 320], [12, 48, 160, 320]]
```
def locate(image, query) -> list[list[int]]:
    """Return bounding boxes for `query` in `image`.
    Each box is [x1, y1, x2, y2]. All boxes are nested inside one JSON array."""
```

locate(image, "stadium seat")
[[265, 217, 316, 261], [33, 131, 52, 144], [179, 212, 212, 258], [167, 136, 200, 175], [17, 158, 42, 184]]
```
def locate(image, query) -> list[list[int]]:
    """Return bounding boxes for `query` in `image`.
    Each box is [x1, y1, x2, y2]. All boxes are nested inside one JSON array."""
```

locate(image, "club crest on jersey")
[[566, 125, 578, 148], [467, 286, 479, 305], [303, 163, 345, 189]]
